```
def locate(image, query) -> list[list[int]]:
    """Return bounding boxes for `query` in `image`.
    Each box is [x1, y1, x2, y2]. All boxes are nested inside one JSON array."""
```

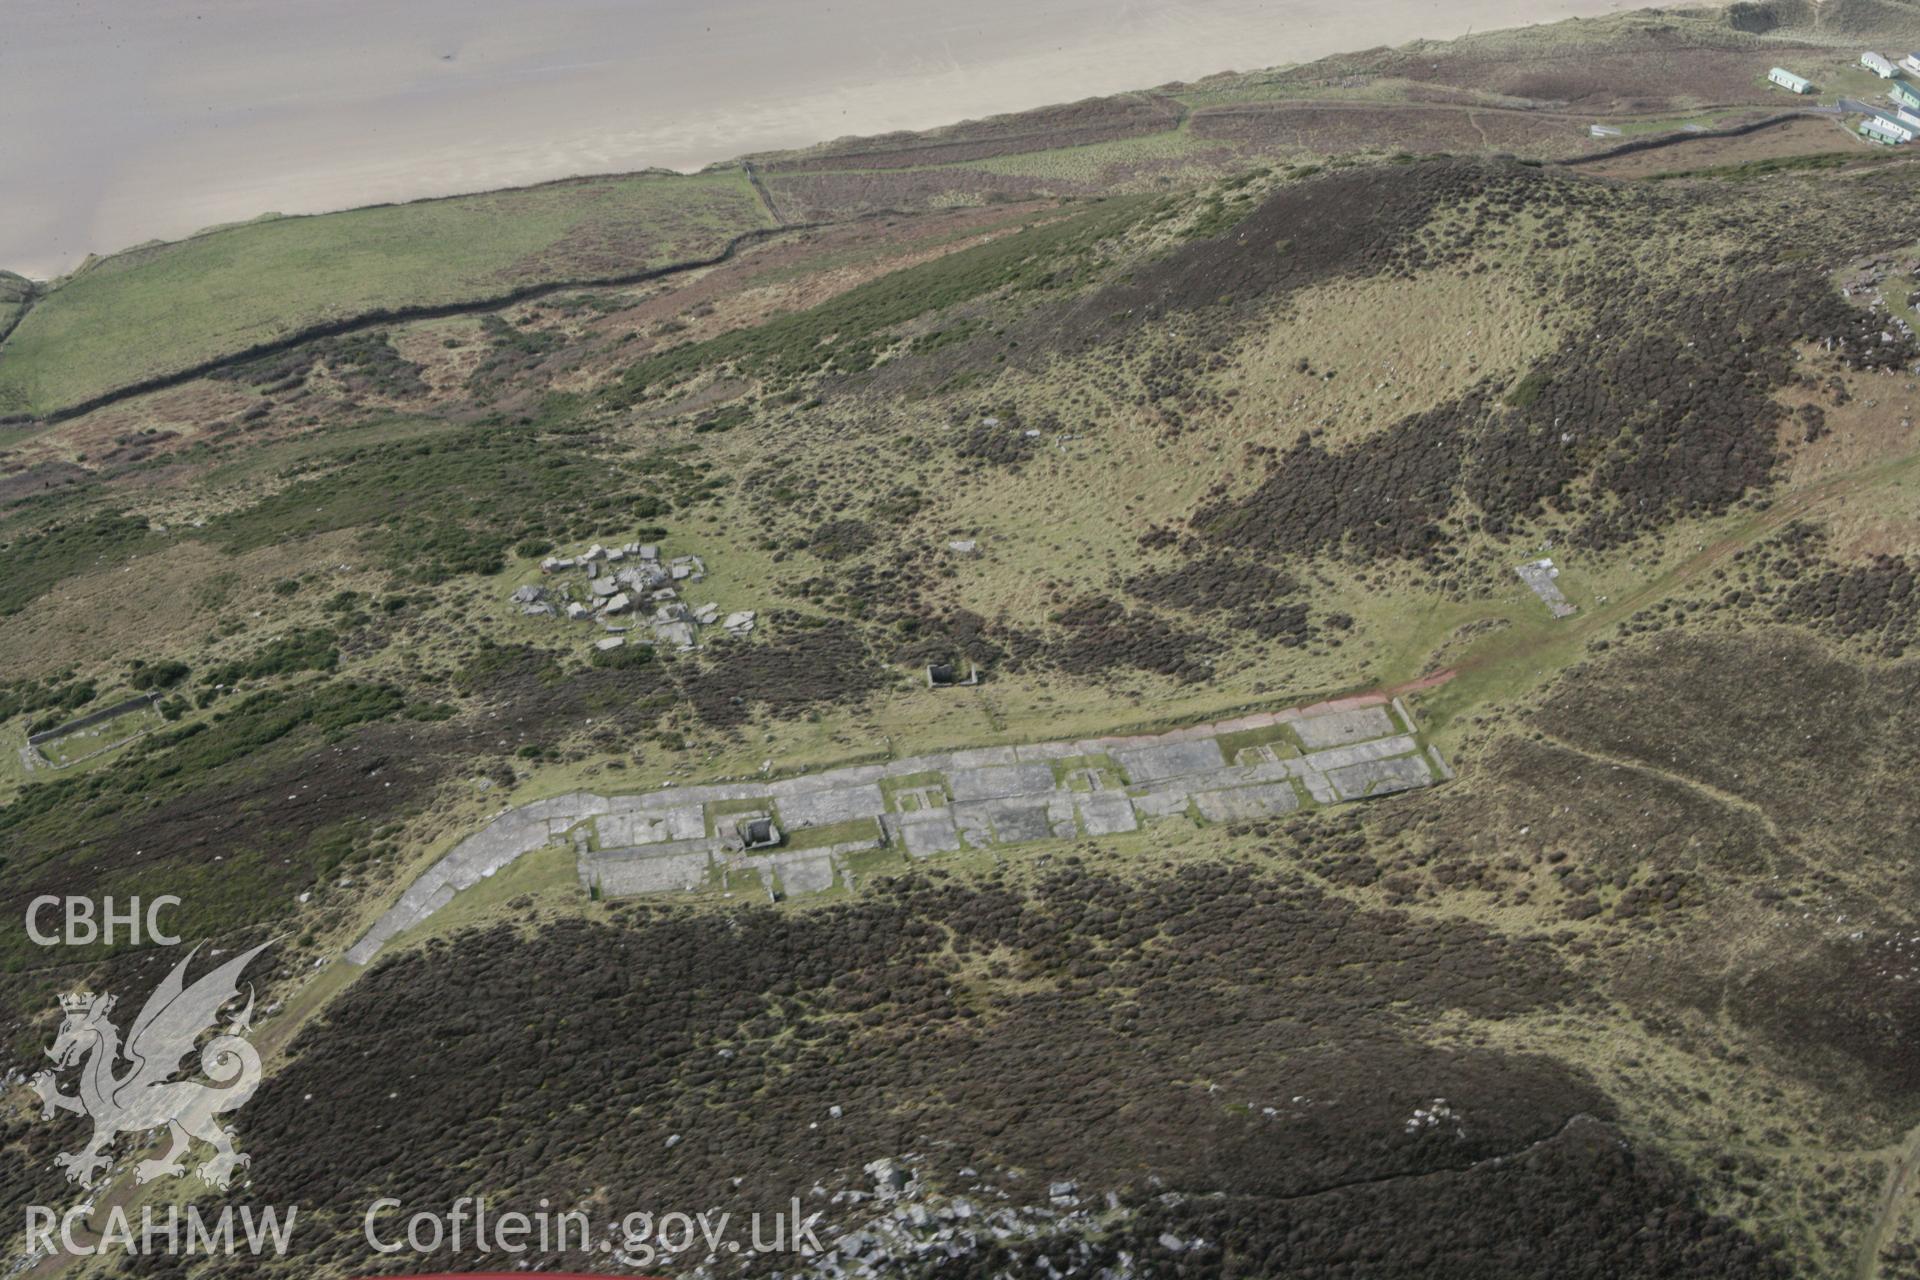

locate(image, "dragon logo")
[[28, 941, 270, 1191]]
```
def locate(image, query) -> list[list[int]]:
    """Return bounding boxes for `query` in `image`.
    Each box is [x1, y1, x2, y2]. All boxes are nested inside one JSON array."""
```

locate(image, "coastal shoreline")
[[7, 0, 1636, 279]]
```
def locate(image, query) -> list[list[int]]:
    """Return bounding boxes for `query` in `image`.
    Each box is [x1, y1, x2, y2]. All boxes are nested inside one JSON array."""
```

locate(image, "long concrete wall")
[[28, 692, 160, 745]]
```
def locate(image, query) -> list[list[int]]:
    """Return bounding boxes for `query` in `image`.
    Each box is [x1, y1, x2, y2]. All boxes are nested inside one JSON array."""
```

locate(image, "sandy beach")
[[5, 0, 1638, 280]]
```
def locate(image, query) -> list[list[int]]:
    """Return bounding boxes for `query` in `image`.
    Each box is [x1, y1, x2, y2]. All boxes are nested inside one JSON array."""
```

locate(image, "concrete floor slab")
[[774, 853, 836, 895], [1193, 782, 1301, 822], [1302, 735, 1419, 773], [988, 800, 1054, 843], [949, 763, 1057, 801], [1076, 791, 1139, 836], [897, 812, 962, 857], [592, 849, 713, 896], [1112, 739, 1226, 782], [1326, 754, 1435, 800], [1294, 706, 1395, 749], [349, 690, 1449, 962], [1129, 787, 1194, 820], [778, 783, 885, 828], [949, 801, 998, 848]]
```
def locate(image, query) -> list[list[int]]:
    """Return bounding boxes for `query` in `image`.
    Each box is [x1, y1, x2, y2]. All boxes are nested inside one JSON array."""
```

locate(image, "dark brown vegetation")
[[205, 858, 1790, 1278], [1063, 158, 1535, 333], [1196, 394, 1487, 564], [680, 616, 882, 726], [1526, 630, 1920, 1110], [211, 330, 428, 399], [1048, 593, 1211, 682], [1170, 160, 1918, 563], [1128, 552, 1317, 644], [1689, 521, 1920, 658], [930, 1119, 1789, 1279]]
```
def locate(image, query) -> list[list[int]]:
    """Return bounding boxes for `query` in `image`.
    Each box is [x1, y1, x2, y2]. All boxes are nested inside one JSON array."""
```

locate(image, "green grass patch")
[[781, 816, 884, 851], [0, 169, 771, 416], [201, 628, 339, 686], [838, 843, 910, 884], [1179, 190, 1260, 241], [1505, 368, 1551, 409], [1047, 752, 1123, 790], [1, 674, 99, 728], [33, 704, 164, 767]]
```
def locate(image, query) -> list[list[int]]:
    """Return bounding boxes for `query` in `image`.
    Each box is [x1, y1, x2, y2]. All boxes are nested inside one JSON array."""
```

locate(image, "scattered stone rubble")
[[1839, 254, 1920, 355], [346, 693, 1448, 963], [507, 540, 753, 652], [677, 1155, 1154, 1280]]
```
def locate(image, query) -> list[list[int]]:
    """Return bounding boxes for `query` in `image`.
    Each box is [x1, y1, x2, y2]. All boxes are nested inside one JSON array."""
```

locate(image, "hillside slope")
[[3, 9, 1920, 1280]]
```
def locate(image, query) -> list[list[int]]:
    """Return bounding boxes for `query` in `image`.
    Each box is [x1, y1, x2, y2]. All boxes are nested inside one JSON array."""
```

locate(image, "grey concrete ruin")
[[1515, 558, 1577, 618], [345, 694, 1451, 965], [735, 815, 782, 850], [522, 539, 752, 651]]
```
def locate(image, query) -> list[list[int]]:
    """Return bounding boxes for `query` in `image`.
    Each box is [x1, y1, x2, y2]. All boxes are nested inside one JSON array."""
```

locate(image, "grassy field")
[[0, 168, 771, 417]]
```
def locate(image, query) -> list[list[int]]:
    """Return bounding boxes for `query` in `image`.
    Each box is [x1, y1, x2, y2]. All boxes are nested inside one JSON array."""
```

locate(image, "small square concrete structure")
[[927, 662, 980, 687], [737, 816, 782, 849]]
